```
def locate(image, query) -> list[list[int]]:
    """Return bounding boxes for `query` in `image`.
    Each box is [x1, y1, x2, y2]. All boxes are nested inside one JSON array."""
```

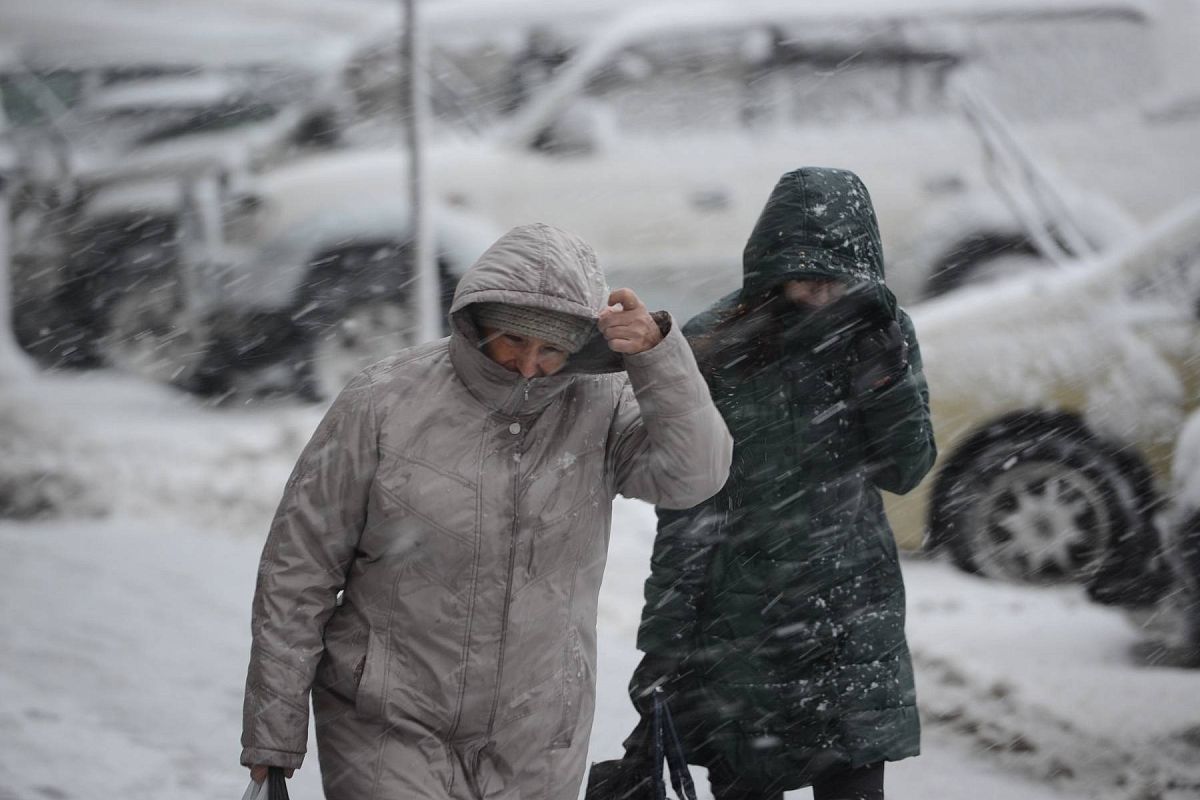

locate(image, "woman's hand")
[[849, 318, 909, 395], [598, 288, 664, 355], [249, 765, 295, 783]]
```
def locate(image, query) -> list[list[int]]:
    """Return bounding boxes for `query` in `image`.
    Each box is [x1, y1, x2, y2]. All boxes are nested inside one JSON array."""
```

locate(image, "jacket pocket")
[[549, 628, 585, 749], [354, 629, 387, 720], [316, 614, 368, 704]]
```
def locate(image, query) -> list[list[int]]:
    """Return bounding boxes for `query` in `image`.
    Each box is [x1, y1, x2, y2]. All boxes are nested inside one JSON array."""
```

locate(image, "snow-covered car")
[[880, 200, 1200, 606], [106, 0, 1190, 398], [3, 0, 604, 379], [64, 71, 345, 180], [404, 0, 1198, 314], [0, 0, 403, 368], [99, 150, 502, 400], [3, 62, 351, 370]]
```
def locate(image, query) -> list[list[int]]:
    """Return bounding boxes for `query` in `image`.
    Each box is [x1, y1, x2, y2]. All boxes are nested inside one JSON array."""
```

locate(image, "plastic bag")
[[239, 779, 265, 800], [240, 768, 290, 800]]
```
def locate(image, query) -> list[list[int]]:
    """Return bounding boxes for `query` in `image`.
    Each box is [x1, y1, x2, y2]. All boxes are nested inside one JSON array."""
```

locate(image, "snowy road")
[[1, 373, 1198, 799]]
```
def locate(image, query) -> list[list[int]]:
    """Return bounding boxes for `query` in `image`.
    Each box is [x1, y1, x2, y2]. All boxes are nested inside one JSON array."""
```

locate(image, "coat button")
[[509, 422, 521, 435]]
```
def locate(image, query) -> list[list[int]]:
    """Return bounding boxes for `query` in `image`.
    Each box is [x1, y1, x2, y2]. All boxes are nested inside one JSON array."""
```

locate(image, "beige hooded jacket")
[[240, 224, 732, 799]]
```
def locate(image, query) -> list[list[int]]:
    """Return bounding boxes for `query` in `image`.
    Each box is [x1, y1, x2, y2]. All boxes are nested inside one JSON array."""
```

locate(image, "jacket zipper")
[[485, 421, 523, 737]]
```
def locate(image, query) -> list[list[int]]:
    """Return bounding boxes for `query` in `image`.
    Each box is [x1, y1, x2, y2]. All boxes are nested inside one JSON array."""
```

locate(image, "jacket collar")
[[448, 326, 577, 417]]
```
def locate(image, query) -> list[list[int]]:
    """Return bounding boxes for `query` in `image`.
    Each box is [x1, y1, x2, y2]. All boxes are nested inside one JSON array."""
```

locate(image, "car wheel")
[[99, 270, 205, 385], [929, 414, 1145, 587], [308, 299, 417, 400]]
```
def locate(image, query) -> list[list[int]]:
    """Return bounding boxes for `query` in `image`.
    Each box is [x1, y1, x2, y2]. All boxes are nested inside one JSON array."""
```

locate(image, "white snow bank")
[[904, 562, 1200, 798], [0, 372, 321, 531], [2, 370, 1198, 799], [0, 518, 321, 800], [0, 384, 102, 518], [6, 504, 1196, 800]]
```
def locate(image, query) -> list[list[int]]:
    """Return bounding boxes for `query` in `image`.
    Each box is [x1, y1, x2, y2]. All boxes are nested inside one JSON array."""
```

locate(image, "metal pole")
[[0, 176, 34, 381], [402, 0, 439, 342]]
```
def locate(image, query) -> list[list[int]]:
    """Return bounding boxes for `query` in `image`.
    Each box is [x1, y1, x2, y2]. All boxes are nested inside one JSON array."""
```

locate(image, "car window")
[[563, 23, 958, 138], [0, 69, 84, 127], [430, 43, 540, 126], [760, 22, 958, 126], [582, 30, 751, 134], [134, 101, 280, 145], [347, 34, 572, 135], [955, 12, 1157, 121]]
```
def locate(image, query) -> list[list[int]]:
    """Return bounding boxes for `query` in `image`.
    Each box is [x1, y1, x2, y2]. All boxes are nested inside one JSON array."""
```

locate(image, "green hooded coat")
[[636, 168, 936, 789]]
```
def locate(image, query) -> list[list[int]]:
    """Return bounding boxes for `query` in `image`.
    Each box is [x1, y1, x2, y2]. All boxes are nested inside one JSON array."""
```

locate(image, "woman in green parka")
[[629, 167, 936, 799]]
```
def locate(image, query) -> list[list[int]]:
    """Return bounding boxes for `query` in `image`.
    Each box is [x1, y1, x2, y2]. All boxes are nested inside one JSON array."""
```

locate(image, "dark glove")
[[849, 317, 909, 395], [629, 653, 684, 715]]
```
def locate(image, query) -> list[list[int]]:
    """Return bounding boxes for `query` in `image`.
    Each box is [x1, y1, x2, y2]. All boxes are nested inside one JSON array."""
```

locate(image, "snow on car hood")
[[911, 199, 1200, 450]]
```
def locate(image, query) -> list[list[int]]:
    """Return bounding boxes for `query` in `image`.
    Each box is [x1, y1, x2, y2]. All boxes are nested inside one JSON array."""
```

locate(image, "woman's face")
[[782, 278, 847, 308], [479, 327, 570, 378]]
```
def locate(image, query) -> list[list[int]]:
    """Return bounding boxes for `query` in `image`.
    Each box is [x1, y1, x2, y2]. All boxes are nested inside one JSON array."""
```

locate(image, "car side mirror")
[[530, 100, 608, 157]]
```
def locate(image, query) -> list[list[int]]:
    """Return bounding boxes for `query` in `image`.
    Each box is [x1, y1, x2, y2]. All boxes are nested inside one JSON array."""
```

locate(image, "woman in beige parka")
[[240, 223, 733, 799]]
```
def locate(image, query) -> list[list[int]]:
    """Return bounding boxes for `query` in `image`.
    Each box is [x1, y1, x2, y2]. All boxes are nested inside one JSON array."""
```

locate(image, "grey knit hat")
[[472, 302, 595, 353]]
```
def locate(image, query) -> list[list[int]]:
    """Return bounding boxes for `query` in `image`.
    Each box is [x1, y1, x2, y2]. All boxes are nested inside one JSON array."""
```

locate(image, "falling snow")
[[2, 1, 1200, 798]]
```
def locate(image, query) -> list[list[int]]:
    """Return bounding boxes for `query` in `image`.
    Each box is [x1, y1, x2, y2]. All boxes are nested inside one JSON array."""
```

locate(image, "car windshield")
[[346, 26, 583, 139], [132, 100, 280, 145], [528, 6, 1155, 144], [560, 24, 960, 137], [956, 10, 1156, 121]]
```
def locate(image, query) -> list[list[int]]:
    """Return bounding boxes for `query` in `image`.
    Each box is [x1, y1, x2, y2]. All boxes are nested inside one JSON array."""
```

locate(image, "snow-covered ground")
[[1, 371, 1198, 800]]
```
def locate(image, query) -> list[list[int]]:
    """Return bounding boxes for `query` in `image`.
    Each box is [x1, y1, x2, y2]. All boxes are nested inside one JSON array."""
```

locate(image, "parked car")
[[3, 1, 609, 380], [411, 0, 1197, 315], [114, 150, 502, 400], [224, 0, 1194, 343], [63, 71, 346, 178], [2, 59, 350, 370], [880, 199, 1200, 607], [19, 0, 1200, 401]]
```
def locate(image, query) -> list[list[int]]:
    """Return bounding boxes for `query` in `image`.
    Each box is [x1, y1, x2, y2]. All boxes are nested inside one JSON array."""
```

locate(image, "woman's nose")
[[517, 350, 541, 378]]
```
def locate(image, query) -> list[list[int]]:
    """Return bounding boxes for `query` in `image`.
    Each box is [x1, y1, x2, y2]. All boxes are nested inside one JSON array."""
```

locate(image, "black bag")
[[584, 691, 697, 800], [267, 768, 290, 800]]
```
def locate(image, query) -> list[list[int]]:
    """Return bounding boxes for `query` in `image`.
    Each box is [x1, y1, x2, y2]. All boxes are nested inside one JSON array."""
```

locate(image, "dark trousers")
[[709, 761, 884, 800]]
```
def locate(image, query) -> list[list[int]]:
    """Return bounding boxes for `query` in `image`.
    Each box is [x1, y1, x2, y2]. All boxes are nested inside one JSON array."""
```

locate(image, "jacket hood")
[[450, 222, 608, 321], [447, 223, 623, 414], [742, 167, 889, 303]]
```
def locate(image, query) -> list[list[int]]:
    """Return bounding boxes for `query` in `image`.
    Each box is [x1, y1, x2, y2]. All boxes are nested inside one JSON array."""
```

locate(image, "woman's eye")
[[504, 334, 526, 345]]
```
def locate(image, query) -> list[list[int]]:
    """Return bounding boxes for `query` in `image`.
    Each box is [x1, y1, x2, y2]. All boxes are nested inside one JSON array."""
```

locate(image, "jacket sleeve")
[[607, 319, 733, 510], [635, 493, 727, 657], [859, 309, 936, 495], [240, 371, 379, 769]]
